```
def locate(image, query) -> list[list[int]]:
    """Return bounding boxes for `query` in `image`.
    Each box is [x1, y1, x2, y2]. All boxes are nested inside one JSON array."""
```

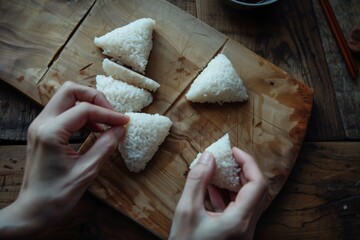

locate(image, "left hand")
[[0, 82, 129, 238]]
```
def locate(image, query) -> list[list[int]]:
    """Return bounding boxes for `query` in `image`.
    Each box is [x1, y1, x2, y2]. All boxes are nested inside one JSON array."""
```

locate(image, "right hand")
[[170, 148, 268, 240]]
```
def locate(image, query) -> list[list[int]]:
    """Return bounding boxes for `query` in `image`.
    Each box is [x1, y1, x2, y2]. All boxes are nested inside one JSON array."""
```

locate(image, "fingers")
[[239, 171, 248, 186], [85, 122, 107, 133], [171, 152, 216, 239], [52, 102, 129, 140], [74, 126, 126, 181], [178, 152, 216, 208], [208, 185, 226, 212], [29, 82, 129, 144], [42, 81, 113, 116], [229, 191, 237, 202], [233, 147, 263, 183], [230, 147, 268, 215]]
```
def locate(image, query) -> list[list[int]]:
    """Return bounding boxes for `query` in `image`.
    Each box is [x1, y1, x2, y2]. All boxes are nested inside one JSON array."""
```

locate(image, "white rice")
[[102, 58, 160, 92], [190, 133, 241, 192], [94, 18, 156, 74], [185, 54, 248, 104], [95, 75, 152, 113], [118, 112, 172, 173]]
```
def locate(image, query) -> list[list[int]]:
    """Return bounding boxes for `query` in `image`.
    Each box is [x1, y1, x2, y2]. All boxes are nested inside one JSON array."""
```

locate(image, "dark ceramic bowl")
[[222, 0, 279, 10]]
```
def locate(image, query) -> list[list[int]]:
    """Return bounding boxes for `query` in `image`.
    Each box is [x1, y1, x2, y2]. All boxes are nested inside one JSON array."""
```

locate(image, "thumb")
[[180, 152, 216, 207], [76, 126, 125, 173]]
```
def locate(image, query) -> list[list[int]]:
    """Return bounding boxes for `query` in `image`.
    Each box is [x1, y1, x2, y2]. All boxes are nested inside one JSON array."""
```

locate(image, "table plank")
[[1, 0, 314, 237], [0, 0, 359, 239], [313, 0, 360, 140], [168, 0, 197, 17], [0, 81, 89, 143], [1, 142, 358, 239], [0, 81, 40, 142], [255, 142, 360, 239]]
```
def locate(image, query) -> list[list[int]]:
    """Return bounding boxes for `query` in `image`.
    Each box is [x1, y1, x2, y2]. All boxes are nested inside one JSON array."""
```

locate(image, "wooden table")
[[1, 0, 359, 239]]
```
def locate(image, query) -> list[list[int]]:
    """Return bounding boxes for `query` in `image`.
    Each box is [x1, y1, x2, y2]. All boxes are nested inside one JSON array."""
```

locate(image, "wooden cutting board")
[[0, 0, 313, 238]]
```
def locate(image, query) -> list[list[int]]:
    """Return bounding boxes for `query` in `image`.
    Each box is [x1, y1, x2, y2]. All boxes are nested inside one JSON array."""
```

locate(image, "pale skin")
[[0, 82, 268, 239], [0, 82, 129, 238], [169, 150, 268, 240]]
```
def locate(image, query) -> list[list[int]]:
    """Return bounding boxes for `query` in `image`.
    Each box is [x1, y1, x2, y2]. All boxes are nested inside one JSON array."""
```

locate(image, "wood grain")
[[0, 145, 25, 208], [195, 0, 348, 141], [0, 144, 158, 240], [1, 142, 358, 239], [82, 22, 312, 240], [255, 142, 360, 239], [2, 0, 358, 142], [0, 81, 40, 142], [0, 80, 89, 143], [0, 0, 359, 239], [0, 0, 95, 102], [1, 0, 313, 238], [38, 0, 227, 113], [313, 0, 360, 140], [34, 193, 159, 240], [167, 0, 197, 17]]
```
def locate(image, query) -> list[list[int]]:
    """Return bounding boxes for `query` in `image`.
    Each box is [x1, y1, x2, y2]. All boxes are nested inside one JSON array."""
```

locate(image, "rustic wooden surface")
[[193, 0, 360, 141], [0, 144, 159, 240], [1, 0, 313, 237], [1, 142, 359, 239], [1, 0, 359, 239]]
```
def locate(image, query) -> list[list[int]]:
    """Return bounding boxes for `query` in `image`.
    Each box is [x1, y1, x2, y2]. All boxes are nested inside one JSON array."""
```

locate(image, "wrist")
[[0, 197, 47, 238]]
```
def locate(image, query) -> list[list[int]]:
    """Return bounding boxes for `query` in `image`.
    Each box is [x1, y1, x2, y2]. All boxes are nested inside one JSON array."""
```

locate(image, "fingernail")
[[198, 152, 212, 164], [123, 114, 130, 124], [113, 126, 125, 140]]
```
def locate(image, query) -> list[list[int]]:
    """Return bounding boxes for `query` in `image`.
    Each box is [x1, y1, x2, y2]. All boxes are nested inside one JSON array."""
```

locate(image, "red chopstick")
[[319, 0, 358, 79]]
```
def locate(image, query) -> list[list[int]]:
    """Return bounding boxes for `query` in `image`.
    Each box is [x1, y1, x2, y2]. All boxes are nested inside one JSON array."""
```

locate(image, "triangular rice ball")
[[96, 75, 152, 113], [94, 18, 156, 74], [190, 133, 241, 192], [102, 58, 160, 92], [118, 112, 172, 173], [185, 54, 248, 104]]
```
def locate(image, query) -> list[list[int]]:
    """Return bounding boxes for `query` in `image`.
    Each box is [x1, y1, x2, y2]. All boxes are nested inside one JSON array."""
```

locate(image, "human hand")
[[170, 148, 268, 240], [0, 82, 129, 237]]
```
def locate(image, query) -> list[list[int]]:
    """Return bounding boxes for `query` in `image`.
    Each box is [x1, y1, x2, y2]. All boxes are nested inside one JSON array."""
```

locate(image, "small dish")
[[222, 0, 279, 10]]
